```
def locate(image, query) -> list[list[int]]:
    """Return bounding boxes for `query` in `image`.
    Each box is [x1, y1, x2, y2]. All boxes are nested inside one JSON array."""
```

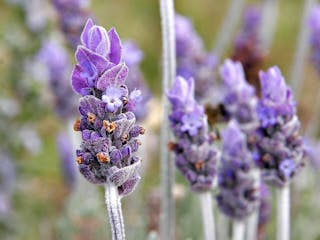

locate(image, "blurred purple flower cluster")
[[254, 67, 305, 187], [52, 0, 91, 49], [309, 5, 320, 75], [175, 14, 217, 102], [216, 121, 259, 220], [71, 19, 144, 196], [167, 76, 218, 192]]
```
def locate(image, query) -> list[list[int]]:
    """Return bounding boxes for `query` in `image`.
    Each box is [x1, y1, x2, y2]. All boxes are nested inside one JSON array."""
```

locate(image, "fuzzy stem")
[[159, 0, 176, 239], [212, 0, 246, 61], [289, 0, 316, 100], [246, 169, 261, 240], [198, 192, 216, 240], [277, 186, 290, 240], [259, 0, 279, 51], [105, 183, 126, 240], [232, 220, 245, 240]]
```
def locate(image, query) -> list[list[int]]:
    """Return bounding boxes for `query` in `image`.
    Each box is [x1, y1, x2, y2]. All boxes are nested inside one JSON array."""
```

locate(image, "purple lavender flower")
[[216, 121, 259, 220], [232, 6, 264, 91], [57, 133, 77, 189], [220, 59, 258, 131], [37, 39, 77, 119], [167, 76, 218, 192], [254, 66, 305, 187], [175, 14, 218, 102], [52, 0, 92, 49], [304, 137, 320, 169], [71, 19, 144, 196], [122, 41, 151, 121], [309, 5, 320, 75]]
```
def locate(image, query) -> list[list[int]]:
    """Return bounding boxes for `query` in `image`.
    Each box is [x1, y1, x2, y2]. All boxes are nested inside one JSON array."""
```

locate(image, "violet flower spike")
[[220, 59, 259, 131], [167, 76, 218, 240], [255, 66, 305, 240], [71, 18, 145, 240]]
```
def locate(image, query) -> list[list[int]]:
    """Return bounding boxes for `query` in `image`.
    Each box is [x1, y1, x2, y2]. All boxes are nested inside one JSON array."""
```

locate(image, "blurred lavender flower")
[[254, 66, 305, 187], [57, 133, 77, 189], [71, 19, 144, 196], [122, 41, 151, 121], [18, 126, 42, 155], [0, 153, 15, 221], [304, 137, 320, 169], [308, 5, 320, 75], [232, 6, 264, 91], [216, 121, 259, 220], [175, 14, 218, 102], [167, 76, 218, 192], [37, 39, 77, 119], [52, 0, 91, 49], [220, 59, 258, 131]]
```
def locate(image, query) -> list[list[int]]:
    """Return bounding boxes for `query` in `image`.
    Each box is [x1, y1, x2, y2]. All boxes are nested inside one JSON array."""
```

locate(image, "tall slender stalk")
[[198, 192, 216, 240], [105, 183, 126, 240], [289, 0, 316, 99], [232, 220, 245, 240], [159, 0, 176, 239], [277, 186, 290, 240], [212, 0, 246, 62]]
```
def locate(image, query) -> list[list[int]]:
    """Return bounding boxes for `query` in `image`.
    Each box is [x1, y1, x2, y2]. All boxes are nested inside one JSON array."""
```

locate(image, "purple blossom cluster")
[[216, 121, 259, 220], [309, 5, 320, 75], [232, 6, 264, 90], [175, 14, 217, 102], [220, 59, 258, 131], [167, 76, 218, 192], [254, 67, 305, 187], [71, 19, 144, 196], [122, 41, 151, 121], [52, 0, 91, 49], [37, 39, 77, 119]]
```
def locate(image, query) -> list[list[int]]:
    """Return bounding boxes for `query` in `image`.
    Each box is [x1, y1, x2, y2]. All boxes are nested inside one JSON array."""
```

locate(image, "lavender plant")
[[255, 66, 305, 240], [217, 121, 259, 240], [52, 0, 91, 49], [71, 18, 145, 239], [175, 14, 218, 102], [167, 76, 218, 240]]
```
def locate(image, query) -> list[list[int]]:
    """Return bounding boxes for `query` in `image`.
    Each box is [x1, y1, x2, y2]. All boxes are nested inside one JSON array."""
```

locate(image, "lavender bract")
[[167, 76, 218, 192], [122, 41, 151, 121], [216, 121, 259, 220], [220, 59, 258, 131], [71, 19, 144, 196], [309, 5, 320, 75], [254, 66, 305, 187], [175, 14, 218, 102], [37, 39, 77, 119]]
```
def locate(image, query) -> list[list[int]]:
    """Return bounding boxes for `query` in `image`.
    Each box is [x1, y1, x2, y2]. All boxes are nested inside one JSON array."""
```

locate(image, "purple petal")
[[108, 28, 122, 64], [81, 18, 94, 46], [96, 63, 128, 91], [71, 65, 88, 95]]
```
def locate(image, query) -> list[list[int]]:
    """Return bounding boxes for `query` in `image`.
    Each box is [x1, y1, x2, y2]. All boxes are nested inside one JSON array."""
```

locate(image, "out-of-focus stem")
[[259, 0, 279, 51], [105, 183, 126, 240], [289, 0, 316, 100], [198, 192, 216, 240], [277, 186, 290, 240], [246, 169, 261, 240], [232, 220, 245, 240], [212, 0, 246, 62], [159, 0, 176, 239]]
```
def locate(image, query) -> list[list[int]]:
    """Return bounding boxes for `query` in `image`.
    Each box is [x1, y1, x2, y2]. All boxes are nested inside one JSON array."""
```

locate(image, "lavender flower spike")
[[71, 18, 145, 240], [255, 66, 305, 187], [220, 59, 258, 131], [217, 121, 259, 221], [309, 5, 320, 75], [168, 76, 218, 240]]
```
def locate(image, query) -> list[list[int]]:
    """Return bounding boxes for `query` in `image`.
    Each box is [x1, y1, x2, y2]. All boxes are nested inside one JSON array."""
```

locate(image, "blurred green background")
[[1, 0, 320, 239]]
